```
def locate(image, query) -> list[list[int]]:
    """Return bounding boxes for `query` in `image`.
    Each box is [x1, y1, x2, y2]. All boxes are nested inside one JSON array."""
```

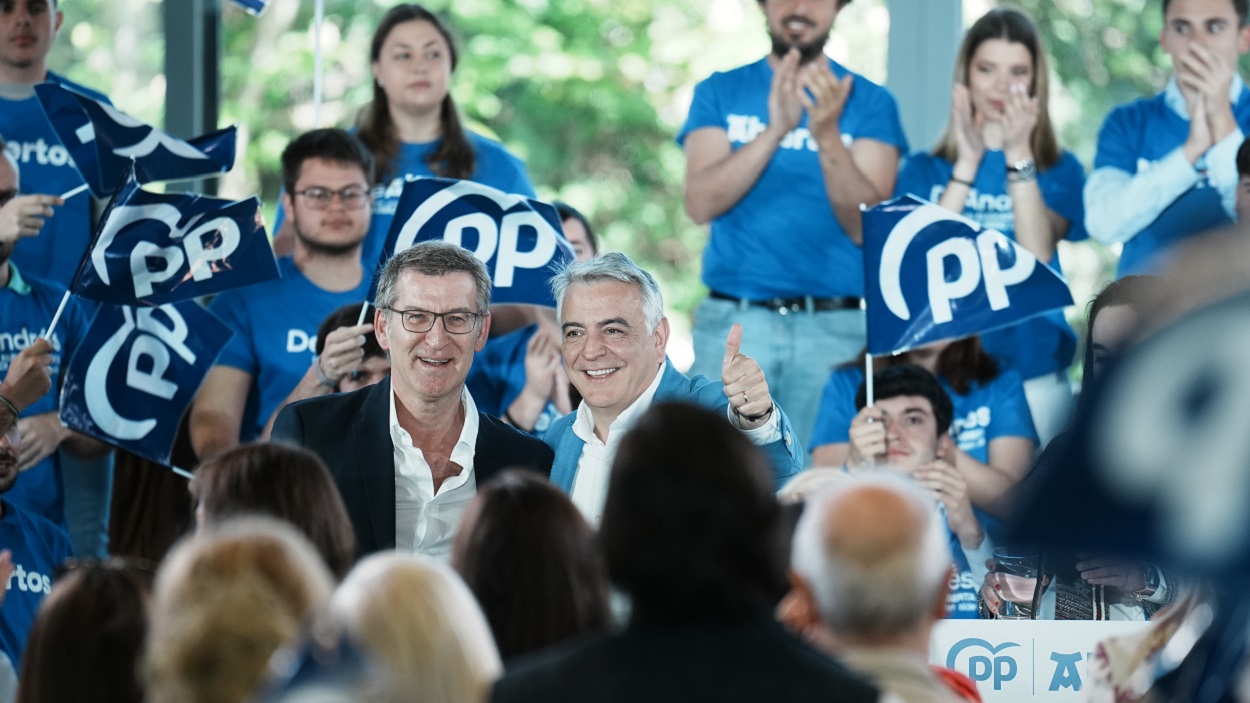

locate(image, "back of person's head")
[[281, 128, 376, 195], [143, 517, 335, 703], [332, 553, 501, 703], [192, 442, 356, 580], [16, 559, 154, 703], [791, 474, 951, 638], [375, 240, 492, 313], [451, 470, 609, 659], [855, 364, 954, 435], [600, 402, 786, 622]]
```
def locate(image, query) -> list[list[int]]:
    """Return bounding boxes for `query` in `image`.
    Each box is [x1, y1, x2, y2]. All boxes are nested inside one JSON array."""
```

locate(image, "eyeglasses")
[[0, 190, 17, 206], [385, 307, 484, 334], [294, 186, 370, 211]]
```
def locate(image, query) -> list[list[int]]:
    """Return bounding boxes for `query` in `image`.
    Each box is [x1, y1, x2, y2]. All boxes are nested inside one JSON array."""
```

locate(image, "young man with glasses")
[[273, 241, 553, 558], [190, 129, 377, 461]]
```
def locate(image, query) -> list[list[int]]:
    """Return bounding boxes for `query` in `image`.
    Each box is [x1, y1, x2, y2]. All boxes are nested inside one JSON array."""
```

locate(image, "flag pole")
[[356, 300, 370, 327], [865, 352, 874, 407], [43, 291, 71, 342], [312, 0, 325, 128], [58, 184, 89, 200]]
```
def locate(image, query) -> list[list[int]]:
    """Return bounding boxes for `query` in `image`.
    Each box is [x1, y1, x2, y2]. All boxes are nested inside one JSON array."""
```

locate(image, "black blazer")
[[272, 377, 553, 557]]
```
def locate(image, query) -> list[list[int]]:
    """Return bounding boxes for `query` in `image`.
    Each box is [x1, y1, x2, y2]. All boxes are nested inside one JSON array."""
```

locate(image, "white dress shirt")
[[390, 386, 479, 560], [1085, 75, 1246, 245], [569, 362, 782, 526]]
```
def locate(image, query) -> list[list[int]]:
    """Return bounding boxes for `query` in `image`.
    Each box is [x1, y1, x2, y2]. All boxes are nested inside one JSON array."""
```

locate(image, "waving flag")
[[69, 164, 278, 306], [376, 177, 573, 307], [862, 195, 1074, 356], [58, 302, 233, 465], [34, 83, 237, 198]]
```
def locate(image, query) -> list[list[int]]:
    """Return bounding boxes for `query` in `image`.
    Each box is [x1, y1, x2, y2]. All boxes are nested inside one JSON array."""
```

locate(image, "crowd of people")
[[0, 0, 1244, 700]]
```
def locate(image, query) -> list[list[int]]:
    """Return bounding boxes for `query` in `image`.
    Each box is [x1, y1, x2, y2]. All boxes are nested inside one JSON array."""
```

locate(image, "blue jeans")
[[690, 296, 865, 461], [59, 448, 114, 558]]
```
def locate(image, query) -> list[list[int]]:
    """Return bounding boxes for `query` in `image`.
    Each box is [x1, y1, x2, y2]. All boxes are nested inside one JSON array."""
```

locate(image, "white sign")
[[929, 620, 1150, 702]]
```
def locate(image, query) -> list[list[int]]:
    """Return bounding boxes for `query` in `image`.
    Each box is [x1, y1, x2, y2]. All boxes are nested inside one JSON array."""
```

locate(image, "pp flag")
[[71, 164, 278, 306], [862, 195, 1074, 356], [58, 302, 233, 465], [229, 0, 269, 14], [34, 83, 237, 198], [379, 178, 573, 307]]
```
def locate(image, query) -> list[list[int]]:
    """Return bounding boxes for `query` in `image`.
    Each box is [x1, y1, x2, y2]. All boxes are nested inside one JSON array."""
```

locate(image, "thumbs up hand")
[[722, 324, 773, 429]]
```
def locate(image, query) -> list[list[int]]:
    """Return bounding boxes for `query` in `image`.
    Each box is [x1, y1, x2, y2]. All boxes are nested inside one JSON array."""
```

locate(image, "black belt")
[[709, 290, 862, 314]]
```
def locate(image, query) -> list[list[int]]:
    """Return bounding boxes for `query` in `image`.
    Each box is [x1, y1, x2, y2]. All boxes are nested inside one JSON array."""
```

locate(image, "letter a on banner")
[[861, 194, 1074, 356], [374, 177, 574, 308]]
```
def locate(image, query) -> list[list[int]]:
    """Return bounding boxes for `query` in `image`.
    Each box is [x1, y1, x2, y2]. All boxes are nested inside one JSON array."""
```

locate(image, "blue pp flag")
[[70, 164, 278, 306], [34, 83, 237, 198], [229, 0, 268, 14], [376, 177, 573, 307], [862, 195, 1074, 356], [58, 301, 233, 466]]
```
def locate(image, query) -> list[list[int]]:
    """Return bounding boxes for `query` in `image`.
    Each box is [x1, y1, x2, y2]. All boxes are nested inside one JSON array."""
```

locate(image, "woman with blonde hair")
[[142, 517, 335, 703], [333, 552, 501, 703], [896, 6, 1086, 446]]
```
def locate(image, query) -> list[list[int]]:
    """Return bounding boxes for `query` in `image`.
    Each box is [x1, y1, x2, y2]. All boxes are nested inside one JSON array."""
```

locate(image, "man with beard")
[[0, 420, 74, 668], [679, 0, 907, 453], [191, 129, 376, 460]]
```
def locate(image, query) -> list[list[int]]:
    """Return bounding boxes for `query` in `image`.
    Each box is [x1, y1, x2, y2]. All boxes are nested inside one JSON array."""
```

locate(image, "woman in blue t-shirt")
[[895, 7, 1085, 447], [810, 336, 1037, 521]]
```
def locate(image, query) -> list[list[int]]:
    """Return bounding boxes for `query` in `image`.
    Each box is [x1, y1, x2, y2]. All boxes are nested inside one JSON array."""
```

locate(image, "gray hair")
[[549, 252, 664, 332], [375, 241, 491, 313], [791, 472, 952, 637]]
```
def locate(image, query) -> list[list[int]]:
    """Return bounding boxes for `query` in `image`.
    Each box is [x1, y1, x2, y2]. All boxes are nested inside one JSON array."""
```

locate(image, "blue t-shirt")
[[465, 324, 565, 435], [0, 266, 87, 524], [0, 72, 112, 287], [677, 56, 908, 299], [1093, 87, 1250, 276], [896, 150, 1085, 378], [274, 131, 536, 271], [208, 257, 372, 441], [946, 528, 980, 619], [0, 499, 73, 666]]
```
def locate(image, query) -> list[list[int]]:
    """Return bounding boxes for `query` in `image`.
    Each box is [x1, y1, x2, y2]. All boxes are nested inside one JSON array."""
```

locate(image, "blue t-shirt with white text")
[[0, 499, 73, 666]]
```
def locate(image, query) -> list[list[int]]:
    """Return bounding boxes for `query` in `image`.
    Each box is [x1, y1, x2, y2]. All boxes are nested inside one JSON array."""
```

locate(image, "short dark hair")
[[192, 443, 356, 580], [600, 402, 787, 622], [1238, 137, 1250, 178], [553, 201, 598, 256], [374, 240, 492, 313], [1163, 0, 1249, 23], [1083, 275, 1163, 377], [451, 470, 610, 659], [280, 128, 376, 195], [855, 365, 954, 436], [17, 559, 153, 703]]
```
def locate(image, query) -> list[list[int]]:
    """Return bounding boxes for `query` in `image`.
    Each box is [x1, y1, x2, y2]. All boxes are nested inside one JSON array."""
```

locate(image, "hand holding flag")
[[0, 194, 63, 244]]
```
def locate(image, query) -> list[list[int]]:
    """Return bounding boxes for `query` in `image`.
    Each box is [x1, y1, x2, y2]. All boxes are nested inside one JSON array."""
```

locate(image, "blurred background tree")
[[45, 0, 1212, 359]]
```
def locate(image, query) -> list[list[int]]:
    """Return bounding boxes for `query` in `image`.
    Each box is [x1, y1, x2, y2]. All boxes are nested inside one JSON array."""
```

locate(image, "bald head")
[[791, 473, 950, 638]]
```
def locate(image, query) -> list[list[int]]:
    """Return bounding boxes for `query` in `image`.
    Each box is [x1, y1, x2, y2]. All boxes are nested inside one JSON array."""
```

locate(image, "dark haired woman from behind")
[[191, 442, 356, 580], [356, 4, 536, 267], [17, 559, 153, 703], [452, 470, 609, 659]]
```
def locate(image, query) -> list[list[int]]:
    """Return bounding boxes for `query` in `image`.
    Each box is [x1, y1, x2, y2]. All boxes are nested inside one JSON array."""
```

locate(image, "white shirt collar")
[[571, 360, 667, 448], [1164, 73, 1246, 119], [388, 384, 479, 476]]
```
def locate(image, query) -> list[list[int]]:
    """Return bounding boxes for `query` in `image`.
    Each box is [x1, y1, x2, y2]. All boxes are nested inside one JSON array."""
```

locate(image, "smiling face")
[[282, 157, 371, 257], [372, 19, 453, 118], [966, 38, 1034, 118], [873, 394, 943, 473], [560, 280, 668, 429], [762, 0, 842, 63], [0, 0, 61, 80], [377, 270, 489, 407]]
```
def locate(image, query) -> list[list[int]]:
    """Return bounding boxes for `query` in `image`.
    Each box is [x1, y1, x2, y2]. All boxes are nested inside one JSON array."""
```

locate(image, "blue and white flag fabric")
[[377, 177, 573, 307], [70, 164, 277, 306], [58, 301, 233, 466], [34, 83, 237, 199], [862, 194, 1074, 356], [228, 0, 269, 14]]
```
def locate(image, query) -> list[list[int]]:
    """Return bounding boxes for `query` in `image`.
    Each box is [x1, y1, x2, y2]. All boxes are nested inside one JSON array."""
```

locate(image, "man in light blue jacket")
[[543, 252, 802, 525]]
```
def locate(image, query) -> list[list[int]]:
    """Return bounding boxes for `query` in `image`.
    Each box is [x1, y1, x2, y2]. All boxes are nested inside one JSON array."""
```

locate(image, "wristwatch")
[[1007, 158, 1038, 184]]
